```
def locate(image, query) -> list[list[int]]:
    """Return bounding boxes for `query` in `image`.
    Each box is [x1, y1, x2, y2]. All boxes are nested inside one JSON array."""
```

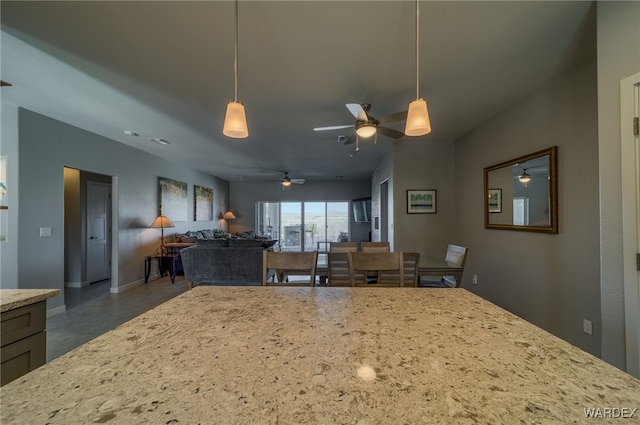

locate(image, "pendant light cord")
[[234, 0, 239, 102], [415, 0, 420, 100]]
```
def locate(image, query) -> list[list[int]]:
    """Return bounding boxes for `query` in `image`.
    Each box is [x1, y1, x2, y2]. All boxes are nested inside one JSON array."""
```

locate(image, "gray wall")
[[597, 0, 640, 369], [229, 179, 372, 243], [7, 108, 229, 312], [454, 59, 600, 357], [392, 140, 456, 257]]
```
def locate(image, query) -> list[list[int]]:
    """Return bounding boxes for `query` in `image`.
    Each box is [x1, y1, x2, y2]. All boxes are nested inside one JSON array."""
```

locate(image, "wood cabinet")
[[0, 289, 59, 386]]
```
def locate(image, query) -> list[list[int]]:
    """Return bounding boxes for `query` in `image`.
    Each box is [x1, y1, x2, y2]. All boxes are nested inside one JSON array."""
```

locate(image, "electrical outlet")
[[583, 319, 593, 335], [472, 275, 478, 285]]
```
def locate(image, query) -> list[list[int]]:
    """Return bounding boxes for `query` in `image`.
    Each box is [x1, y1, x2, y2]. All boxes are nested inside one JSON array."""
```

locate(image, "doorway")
[[64, 168, 116, 305], [621, 71, 640, 377], [380, 179, 389, 243]]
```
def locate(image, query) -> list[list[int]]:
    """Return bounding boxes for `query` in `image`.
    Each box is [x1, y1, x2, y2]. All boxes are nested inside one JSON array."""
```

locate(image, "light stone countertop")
[[1, 287, 639, 424], [0, 289, 60, 313]]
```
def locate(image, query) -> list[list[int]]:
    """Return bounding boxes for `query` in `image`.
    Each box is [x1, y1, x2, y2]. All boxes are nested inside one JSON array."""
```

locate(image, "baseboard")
[[47, 304, 66, 318], [65, 280, 89, 288], [110, 278, 144, 294]]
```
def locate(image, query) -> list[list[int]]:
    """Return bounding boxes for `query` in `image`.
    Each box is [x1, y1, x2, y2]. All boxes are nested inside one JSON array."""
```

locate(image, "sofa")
[[180, 239, 265, 288]]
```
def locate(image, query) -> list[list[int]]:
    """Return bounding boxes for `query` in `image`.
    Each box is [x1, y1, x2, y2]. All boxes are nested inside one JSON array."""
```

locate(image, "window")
[[256, 201, 349, 252]]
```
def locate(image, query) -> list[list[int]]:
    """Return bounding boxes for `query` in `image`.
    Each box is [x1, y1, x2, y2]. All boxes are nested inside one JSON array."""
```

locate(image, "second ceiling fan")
[[313, 103, 406, 145]]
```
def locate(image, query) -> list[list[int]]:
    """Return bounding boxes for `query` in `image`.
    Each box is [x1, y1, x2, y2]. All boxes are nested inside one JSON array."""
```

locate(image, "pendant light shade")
[[223, 0, 249, 139], [223, 101, 248, 138], [405, 0, 432, 137], [405, 98, 431, 136]]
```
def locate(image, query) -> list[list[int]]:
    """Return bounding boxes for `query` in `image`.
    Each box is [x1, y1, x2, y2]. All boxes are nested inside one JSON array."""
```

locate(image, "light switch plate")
[[39, 227, 51, 237]]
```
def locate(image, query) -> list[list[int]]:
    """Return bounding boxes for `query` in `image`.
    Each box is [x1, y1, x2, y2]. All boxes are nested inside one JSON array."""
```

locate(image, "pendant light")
[[223, 0, 249, 138], [404, 0, 432, 137]]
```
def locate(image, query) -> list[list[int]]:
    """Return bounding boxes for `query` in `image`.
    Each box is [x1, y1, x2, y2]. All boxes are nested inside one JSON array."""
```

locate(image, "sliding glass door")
[[256, 201, 349, 252]]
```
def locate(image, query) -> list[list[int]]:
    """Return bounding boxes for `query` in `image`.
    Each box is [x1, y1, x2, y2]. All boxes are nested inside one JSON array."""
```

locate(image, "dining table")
[[316, 253, 463, 286], [1, 286, 639, 424]]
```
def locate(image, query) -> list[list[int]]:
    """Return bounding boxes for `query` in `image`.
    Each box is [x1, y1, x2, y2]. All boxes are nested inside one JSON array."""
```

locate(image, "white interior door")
[[621, 71, 640, 378], [87, 181, 111, 283]]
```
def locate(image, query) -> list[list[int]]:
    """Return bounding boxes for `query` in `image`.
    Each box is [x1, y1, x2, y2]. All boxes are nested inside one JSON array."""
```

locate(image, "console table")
[[144, 254, 180, 283]]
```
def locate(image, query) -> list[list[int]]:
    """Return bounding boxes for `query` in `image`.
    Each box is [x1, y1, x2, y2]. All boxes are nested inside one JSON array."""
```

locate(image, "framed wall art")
[[158, 177, 188, 221], [407, 189, 436, 214], [194, 185, 214, 221], [488, 188, 502, 213]]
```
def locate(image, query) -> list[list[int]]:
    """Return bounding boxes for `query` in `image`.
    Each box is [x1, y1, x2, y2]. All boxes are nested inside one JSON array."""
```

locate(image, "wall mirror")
[[484, 146, 558, 233]]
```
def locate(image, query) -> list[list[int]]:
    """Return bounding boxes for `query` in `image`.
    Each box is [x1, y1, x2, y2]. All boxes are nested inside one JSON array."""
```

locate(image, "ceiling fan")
[[313, 103, 406, 145], [281, 171, 305, 189]]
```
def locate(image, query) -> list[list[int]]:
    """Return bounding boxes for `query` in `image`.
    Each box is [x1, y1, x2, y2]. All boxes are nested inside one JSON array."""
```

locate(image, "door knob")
[[89, 236, 97, 240]]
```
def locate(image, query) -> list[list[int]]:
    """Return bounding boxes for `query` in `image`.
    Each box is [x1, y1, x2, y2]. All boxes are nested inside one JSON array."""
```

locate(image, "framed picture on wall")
[[159, 177, 188, 221], [194, 185, 214, 221], [488, 188, 502, 213], [407, 189, 437, 214]]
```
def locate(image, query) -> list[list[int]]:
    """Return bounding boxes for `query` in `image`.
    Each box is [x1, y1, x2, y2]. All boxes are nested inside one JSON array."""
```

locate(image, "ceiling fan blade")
[[314, 125, 353, 132], [377, 126, 405, 140], [346, 103, 368, 121], [342, 134, 356, 145], [377, 110, 407, 125], [291, 179, 305, 184]]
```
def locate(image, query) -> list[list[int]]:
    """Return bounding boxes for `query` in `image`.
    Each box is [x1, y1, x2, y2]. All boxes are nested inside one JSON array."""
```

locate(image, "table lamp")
[[150, 215, 175, 255]]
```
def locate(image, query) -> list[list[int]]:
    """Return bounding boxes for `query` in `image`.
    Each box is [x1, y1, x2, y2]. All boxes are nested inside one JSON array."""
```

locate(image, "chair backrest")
[[402, 252, 421, 287], [379, 252, 420, 287], [327, 252, 352, 286], [330, 242, 359, 252], [445, 244, 467, 267], [360, 241, 390, 252], [347, 251, 404, 287], [262, 251, 318, 286]]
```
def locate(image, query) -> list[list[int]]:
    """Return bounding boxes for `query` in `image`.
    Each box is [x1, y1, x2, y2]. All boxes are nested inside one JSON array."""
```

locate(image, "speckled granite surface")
[[1, 287, 639, 424], [0, 289, 60, 313]]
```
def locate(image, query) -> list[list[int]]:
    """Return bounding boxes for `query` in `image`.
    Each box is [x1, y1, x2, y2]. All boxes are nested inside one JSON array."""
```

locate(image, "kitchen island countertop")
[[1, 286, 638, 424]]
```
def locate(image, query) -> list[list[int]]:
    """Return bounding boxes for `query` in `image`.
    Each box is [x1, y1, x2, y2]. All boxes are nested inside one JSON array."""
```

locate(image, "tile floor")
[[46, 276, 189, 361]]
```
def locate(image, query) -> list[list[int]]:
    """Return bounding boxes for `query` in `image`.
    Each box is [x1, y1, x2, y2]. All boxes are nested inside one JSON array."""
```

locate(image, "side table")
[[145, 254, 180, 283]]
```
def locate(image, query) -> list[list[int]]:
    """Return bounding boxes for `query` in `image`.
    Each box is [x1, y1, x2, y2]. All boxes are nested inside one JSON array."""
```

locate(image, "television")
[[352, 197, 372, 223]]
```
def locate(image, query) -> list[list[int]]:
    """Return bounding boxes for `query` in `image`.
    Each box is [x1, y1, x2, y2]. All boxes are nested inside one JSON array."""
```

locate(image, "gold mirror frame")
[[484, 146, 558, 234]]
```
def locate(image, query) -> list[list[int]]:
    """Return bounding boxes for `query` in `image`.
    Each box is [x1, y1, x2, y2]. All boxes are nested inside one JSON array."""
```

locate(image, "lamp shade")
[[404, 98, 432, 136], [150, 215, 175, 229], [223, 101, 249, 138], [223, 211, 236, 220]]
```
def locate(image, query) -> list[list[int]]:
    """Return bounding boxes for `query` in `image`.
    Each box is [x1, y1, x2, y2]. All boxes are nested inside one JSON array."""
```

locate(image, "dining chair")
[[347, 251, 404, 287], [327, 252, 352, 286], [378, 252, 420, 287], [329, 242, 360, 252], [419, 244, 468, 288], [262, 251, 318, 286], [360, 241, 390, 252]]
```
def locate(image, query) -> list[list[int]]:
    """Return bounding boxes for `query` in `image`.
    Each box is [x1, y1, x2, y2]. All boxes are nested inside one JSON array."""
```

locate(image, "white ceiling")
[[0, 1, 595, 182]]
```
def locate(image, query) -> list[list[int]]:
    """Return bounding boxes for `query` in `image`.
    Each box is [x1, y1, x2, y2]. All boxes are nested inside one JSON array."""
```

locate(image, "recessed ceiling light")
[[123, 130, 139, 136], [148, 138, 170, 145]]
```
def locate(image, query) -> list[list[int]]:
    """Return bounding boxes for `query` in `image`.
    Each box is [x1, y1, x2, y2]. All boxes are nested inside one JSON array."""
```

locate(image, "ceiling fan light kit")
[[355, 122, 377, 138], [223, 0, 249, 139]]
